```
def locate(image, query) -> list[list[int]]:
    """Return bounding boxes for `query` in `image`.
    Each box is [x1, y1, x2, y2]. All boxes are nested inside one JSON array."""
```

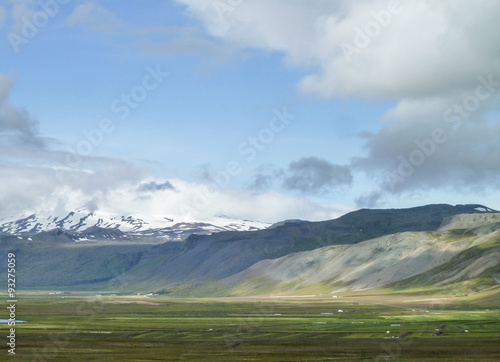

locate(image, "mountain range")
[[1, 204, 499, 299], [0, 208, 270, 241]]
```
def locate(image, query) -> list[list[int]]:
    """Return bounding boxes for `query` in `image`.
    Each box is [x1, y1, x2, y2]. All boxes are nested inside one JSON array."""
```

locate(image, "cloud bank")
[[176, 0, 500, 99], [177, 0, 500, 206], [0, 73, 348, 222]]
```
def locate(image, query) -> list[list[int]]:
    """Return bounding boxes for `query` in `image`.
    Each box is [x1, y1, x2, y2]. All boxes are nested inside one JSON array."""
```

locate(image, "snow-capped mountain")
[[0, 208, 271, 240]]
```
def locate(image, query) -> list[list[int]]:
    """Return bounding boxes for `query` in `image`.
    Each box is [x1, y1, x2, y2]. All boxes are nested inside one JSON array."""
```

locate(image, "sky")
[[1, 0, 500, 223]]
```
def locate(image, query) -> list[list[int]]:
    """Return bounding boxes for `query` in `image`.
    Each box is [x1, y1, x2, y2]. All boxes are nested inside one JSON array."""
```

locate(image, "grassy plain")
[[1, 288, 500, 361]]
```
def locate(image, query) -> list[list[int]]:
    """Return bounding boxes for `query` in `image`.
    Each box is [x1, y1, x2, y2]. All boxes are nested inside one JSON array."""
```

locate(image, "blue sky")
[[1, 0, 500, 222]]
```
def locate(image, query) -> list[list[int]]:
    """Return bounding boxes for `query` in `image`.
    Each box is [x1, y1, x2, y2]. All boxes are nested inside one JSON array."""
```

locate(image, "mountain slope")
[[221, 231, 469, 294], [115, 204, 498, 293], [220, 227, 500, 297], [0, 232, 149, 287], [225, 213, 500, 296]]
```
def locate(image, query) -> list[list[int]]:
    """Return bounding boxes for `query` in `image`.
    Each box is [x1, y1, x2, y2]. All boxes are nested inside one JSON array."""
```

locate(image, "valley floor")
[[2, 289, 500, 361]]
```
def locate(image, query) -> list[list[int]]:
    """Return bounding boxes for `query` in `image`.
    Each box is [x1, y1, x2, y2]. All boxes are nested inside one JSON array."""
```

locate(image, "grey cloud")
[[353, 95, 500, 195], [197, 163, 216, 183], [0, 73, 44, 148], [355, 191, 383, 209], [283, 157, 352, 194], [248, 166, 284, 191], [249, 173, 274, 191], [83, 199, 99, 213], [0, 74, 14, 102], [137, 181, 176, 193]]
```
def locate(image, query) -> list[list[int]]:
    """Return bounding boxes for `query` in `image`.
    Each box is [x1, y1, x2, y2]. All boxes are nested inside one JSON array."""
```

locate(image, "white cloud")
[[90, 178, 352, 223], [176, 0, 500, 100], [66, 1, 226, 58], [0, 156, 148, 220], [66, 2, 123, 34], [0, 164, 351, 222], [9, 0, 37, 35]]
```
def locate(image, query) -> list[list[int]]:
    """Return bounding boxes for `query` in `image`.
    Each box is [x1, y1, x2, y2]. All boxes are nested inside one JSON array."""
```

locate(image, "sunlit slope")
[[210, 213, 500, 297]]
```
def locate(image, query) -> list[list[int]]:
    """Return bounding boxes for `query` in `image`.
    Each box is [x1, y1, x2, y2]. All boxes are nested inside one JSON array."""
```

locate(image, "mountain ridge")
[[1, 203, 499, 298]]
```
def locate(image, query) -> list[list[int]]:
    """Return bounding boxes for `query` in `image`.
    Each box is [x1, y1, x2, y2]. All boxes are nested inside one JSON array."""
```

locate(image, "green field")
[[1, 290, 500, 361]]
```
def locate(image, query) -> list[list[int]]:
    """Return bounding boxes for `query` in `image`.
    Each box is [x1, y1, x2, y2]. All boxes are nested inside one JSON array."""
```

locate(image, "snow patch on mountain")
[[474, 206, 495, 212]]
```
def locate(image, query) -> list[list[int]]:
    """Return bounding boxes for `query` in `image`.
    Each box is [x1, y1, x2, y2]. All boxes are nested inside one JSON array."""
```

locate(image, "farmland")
[[2, 288, 499, 361]]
